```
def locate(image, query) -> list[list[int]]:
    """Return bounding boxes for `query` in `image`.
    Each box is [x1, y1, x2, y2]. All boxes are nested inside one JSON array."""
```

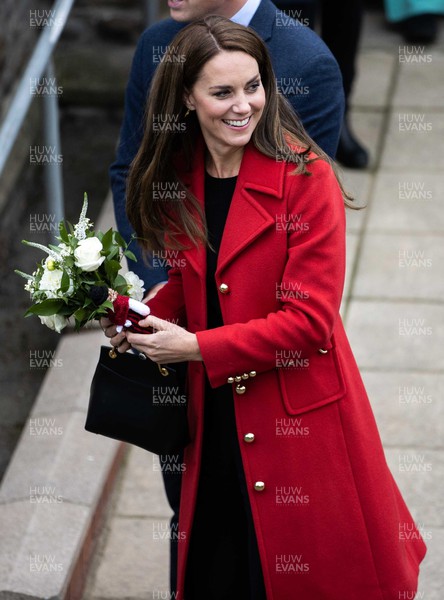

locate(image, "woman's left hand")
[[126, 315, 202, 363]]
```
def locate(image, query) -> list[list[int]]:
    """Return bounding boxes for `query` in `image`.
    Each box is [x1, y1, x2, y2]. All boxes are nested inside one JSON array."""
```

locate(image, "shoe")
[[336, 118, 369, 170], [398, 14, 438, 44]]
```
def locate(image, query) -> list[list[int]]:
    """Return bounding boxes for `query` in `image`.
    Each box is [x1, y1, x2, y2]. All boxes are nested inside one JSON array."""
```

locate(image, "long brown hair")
[[126, 15, 355, 253]]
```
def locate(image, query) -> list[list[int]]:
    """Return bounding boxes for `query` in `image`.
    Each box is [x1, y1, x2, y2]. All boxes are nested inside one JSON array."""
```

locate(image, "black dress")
[[184, 173, 267, 600]]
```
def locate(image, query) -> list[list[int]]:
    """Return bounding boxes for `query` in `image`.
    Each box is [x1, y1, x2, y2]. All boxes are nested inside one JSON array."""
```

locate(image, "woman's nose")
[[232, 94, 250, 114]]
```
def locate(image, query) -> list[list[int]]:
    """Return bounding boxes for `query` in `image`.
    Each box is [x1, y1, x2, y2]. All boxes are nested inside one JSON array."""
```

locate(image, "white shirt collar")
[[230, 0, 262, 26]]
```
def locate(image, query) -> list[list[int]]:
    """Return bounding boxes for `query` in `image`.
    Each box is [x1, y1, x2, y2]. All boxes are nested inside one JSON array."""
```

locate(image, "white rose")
[[39, 258, 74, 298], [74, 237, 105, 272], [124, 271, 146, 302], [39, 265, 64, 298], [39, 314, 68, 333]]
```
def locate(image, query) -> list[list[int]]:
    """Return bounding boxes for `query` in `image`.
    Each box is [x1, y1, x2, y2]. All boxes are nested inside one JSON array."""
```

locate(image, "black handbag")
[[85, 346, 190, 454]]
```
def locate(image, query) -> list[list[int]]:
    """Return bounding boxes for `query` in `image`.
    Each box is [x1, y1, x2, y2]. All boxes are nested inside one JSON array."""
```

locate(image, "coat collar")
[[177, 137, 286, 278], [179, 136, 286, 199]]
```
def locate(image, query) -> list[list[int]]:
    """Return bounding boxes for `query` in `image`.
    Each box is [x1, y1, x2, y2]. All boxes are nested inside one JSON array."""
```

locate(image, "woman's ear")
[[183, 90, 195, 111]]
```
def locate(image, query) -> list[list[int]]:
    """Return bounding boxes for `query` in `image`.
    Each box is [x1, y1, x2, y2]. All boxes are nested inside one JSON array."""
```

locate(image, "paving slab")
[[115, 446, 173, 519], [353, 233, 444, 301], [385, 448, 444, 528], [345, 301, 444, 371], [367, 172, 444, 233], [393, 51, 444, 109], [361, 371, 444, 449], [28, 329, 103, 416], [350, 49, 396, 108], [381, 110, 444, 169], [83, 517, 170, 600], [0, 500, 89, 599], [0, 410, 117, 506]]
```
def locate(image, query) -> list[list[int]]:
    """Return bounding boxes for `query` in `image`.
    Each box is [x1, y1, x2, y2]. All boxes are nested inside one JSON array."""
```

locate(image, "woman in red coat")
[[103, 15, 426, 600]]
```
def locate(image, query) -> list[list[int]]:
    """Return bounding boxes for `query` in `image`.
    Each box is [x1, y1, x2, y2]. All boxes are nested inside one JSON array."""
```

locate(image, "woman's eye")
[[248, 82, 261, 92], [214, 90, 230, 98]]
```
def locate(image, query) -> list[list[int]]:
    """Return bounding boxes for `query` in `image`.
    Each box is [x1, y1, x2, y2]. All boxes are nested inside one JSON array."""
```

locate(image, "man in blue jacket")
[[107, 1, 343, 592], [110, 0, 344, 296]]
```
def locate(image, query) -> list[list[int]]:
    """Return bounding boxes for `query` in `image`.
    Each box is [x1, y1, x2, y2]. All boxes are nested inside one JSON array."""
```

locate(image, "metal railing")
[[0, 0, 160, 231]]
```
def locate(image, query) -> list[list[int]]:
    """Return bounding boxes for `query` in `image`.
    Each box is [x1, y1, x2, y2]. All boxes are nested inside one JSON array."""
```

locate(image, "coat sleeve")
[[292, 52, 344, 159], [196, 159, 347, 388]]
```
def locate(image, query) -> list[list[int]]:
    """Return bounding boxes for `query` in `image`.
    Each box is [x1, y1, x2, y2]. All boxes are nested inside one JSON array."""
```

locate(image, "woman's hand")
[[126, 315, 202, 363], [100, 283, 167, 353], [100, 317, 132, 354]]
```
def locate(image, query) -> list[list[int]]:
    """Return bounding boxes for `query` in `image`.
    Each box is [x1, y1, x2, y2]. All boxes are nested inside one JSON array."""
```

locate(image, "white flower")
[[39, 314, 68, 333], [38, 258, 74, 299], [74, 237, 105, 272], [58, 243, 72, 258], [73, 194, 93, 240], [124, 271, 146, 302], [39, 265, 64, 298]]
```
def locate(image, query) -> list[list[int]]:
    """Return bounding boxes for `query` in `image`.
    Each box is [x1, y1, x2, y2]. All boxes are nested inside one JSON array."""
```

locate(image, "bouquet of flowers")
[[15, 194, 150, 333]]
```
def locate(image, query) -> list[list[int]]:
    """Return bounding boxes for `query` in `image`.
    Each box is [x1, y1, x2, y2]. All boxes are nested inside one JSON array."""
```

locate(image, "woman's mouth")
[[222, 117, 251, 129], [168, 0, 184, 9]]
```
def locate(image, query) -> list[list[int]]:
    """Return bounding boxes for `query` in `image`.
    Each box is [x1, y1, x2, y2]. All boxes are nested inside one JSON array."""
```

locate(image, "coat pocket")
[[277, 335, 346, 415]]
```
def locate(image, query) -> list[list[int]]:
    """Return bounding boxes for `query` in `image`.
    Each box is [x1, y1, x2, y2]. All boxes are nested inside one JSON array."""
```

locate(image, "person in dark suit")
[[107, 0, 343, 592], [110, 0, 344, 295], [275, 0, 370, 169]]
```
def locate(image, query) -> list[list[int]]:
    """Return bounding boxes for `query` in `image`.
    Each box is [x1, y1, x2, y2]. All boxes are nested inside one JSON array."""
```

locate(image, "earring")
[[184, 108, 190, 118]]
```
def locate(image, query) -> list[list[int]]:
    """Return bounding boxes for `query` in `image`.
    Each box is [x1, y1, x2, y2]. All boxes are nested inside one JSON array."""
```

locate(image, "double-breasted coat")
[[147, 141, 426, 599]]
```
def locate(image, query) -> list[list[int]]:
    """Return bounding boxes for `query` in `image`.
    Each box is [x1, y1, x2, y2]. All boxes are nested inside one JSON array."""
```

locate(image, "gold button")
[[318, 348, 328, 354], [227, 376, 234, 384], [219, 283, 230, 294], [235, 384, 246, 395], [234, 375, 242, 382], [242, 373, 249, 380], [244, 433, 255, 443], [254, 481, 265, 492], [249, 371, 257, 377]]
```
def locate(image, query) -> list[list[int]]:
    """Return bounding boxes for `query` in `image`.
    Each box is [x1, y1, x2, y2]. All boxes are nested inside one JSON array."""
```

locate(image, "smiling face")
[[184, 50, 266, 160], [168, 0, 245, 22]]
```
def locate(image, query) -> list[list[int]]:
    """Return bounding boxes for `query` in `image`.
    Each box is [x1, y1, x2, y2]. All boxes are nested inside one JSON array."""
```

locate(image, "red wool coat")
[[147, 142, 426, 599]]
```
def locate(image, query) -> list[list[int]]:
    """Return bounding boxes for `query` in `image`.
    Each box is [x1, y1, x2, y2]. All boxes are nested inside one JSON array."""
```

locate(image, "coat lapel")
[[178, 140, 286, 278], [217, 144, 285, 274]]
